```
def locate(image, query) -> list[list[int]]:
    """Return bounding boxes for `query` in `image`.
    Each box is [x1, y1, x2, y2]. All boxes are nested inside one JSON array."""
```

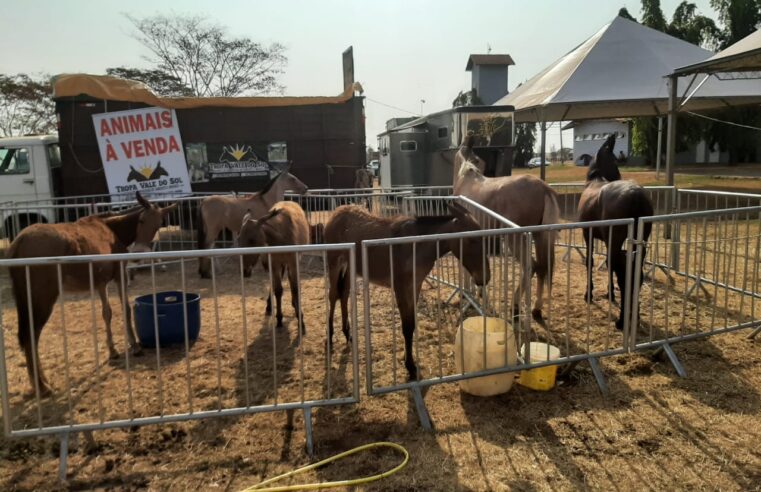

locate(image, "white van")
[[0, 135, 60, 238]]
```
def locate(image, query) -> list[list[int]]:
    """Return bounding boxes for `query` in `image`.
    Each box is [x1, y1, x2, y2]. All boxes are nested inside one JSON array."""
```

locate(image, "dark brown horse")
[[8, 192, 177, 394], [578, 134, 653, 329], [324, 203, 490, 380]]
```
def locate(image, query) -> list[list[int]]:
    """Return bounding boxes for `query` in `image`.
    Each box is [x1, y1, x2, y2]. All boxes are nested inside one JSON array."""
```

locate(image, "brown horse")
[[453, 136, 560, 320], [578, 134, 653, 329], [324, 202, 490, 380], [7, 192, 177, 395], [197, 169, 308, 277], [238, 201, 310, 333]]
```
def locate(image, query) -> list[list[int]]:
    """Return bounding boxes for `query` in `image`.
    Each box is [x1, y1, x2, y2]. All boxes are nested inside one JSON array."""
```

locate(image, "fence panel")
[[361, 216, 635, 427], [631, 206, 761, 358], [0, 243, 359, 477]]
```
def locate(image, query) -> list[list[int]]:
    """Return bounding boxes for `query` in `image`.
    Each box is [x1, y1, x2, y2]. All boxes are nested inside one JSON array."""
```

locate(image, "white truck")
[[0, 135, 61, 239]]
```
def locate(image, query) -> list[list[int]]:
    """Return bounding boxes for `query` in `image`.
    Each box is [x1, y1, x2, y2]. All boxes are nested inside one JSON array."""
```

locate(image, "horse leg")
[[287, 261, 306, 335], [272, 266, 284, 329], [115, 273, 142, 356], [584, 230, 595, 303], [511, 241, 530, 320], [97, 285, 118, 359], [395, 291, 418, 381], [198, 224, 219, 279], [339, 271, 351, 343], [16, 270, 58, 395], [612, 250, 627, 330]]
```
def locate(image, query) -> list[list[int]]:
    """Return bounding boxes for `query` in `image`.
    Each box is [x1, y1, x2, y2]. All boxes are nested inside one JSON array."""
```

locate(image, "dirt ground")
[[1, 222, 760, 491]]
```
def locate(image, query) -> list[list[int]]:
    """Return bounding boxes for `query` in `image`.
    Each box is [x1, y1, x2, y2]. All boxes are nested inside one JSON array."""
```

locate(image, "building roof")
[[496, 16, 761, 122], [466, 54, 515, 71], [52, 74, 364, 108], [673, 29, 761, 75]]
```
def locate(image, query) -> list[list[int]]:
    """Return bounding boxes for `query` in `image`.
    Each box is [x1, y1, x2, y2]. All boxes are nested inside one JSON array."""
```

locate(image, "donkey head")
[[446, 202, 491, 287], [128, 192, 178, 253], [238, 208, 282, 276]]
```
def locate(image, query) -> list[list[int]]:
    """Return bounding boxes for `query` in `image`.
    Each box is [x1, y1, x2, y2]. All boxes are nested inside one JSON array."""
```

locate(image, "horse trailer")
[[377, 105, 515, 187]]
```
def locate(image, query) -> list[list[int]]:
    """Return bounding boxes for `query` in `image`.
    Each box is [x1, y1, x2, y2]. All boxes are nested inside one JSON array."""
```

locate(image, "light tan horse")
[[197, 170, 308, 277], [238, 201, 310, 333], [453, 136, 560, 320], [8, 192, 177, 394]]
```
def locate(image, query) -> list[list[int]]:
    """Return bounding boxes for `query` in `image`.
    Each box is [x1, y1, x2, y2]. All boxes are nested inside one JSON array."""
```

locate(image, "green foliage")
[[452, 89, 483, 108], [668, 2, 721, 48], [513, 123, 536, 167], [641, 0, 668, 31], [618, 7, 638, 21], [710, 0, 761, 48], [0, 74, 55, 137], [106, 67, 194, 97]]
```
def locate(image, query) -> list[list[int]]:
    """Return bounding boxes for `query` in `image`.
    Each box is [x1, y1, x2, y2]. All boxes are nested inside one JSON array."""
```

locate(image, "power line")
[[686, 111, 761, 132], [365, 97, 421, 117]]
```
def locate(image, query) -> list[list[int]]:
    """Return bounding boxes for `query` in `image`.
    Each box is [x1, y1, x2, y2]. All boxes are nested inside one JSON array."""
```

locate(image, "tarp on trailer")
[[53, 74, 364, 108], [673, 28, 761, 75], [497, 16, 761, 123]]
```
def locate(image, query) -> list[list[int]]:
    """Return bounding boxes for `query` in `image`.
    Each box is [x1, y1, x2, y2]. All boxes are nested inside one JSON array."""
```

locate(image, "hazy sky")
[[0, 0, 718, 151]]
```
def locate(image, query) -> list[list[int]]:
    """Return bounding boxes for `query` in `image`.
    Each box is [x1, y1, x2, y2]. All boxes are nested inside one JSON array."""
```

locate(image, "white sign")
[[92, 107, 191, 198]]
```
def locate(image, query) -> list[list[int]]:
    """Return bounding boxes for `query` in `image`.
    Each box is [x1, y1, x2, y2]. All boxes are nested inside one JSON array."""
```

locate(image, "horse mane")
[[458, 159, 481, 179]]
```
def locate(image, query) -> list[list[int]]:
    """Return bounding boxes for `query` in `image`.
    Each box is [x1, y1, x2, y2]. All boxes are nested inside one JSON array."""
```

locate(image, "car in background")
[[527, 157, 549, 168], [367, 160, 380, 176]]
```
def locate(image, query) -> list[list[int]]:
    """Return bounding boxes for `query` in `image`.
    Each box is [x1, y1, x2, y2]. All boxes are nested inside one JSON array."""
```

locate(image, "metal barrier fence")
[[631, 205, 761, 373], [0, 243, 359, 479], [361, 212, 636, 428]]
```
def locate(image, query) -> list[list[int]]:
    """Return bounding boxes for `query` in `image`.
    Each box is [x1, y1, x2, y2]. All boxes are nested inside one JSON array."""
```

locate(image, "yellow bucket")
[[454, 317, 518, 397], [518, 342, 561, 391]]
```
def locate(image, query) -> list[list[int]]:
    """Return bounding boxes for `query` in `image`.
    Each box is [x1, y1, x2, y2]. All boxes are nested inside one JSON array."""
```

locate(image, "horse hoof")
[[199, 272, 211, 280], [615, 318, 624, 331], [531, 309, 543, 322], [109, 349, 119, 360], [265, 306, 272, 315], [131, 345, 143, 357], [276, 321, 284, 329], [584, 293, 594, 304]]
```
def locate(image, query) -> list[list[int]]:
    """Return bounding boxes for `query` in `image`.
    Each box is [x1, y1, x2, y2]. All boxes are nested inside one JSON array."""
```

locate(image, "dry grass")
[[1, 223, 760, 490]]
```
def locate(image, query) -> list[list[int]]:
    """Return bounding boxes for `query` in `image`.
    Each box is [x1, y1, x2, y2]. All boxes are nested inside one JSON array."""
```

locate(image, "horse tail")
[[197, 200, 206, 250], [535, 189, 560, 292]]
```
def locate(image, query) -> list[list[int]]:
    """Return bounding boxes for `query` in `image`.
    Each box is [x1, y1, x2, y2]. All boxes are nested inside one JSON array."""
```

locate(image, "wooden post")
[[666, 75, 678, 187]]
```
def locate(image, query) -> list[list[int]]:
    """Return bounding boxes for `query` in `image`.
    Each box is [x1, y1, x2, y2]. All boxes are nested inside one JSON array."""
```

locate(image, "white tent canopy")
[[674, 28, 761, 75], [498, 16, 761, 123]]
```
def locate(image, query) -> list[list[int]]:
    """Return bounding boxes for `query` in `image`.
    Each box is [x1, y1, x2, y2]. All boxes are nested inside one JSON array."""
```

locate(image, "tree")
[[106, 67, 194, 97], [668, 2, 721, 48], [641, 0, 668, 31], [126, 14, 287, 97], [452, 89, 483, 107], [513, 123, 536, 167], [0, 74, 55, 137], [618, 7, 638, 21], [710, 0, 761, 48]]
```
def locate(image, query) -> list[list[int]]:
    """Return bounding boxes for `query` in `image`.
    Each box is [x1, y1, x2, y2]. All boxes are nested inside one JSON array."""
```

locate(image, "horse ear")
[[447, 201, 469, 220], [161, 202, 178, 216], [462, 134, 475, 150], [257, 208, 281, 224], [136, 191, 151, 209], [241, 211, 255, 229]]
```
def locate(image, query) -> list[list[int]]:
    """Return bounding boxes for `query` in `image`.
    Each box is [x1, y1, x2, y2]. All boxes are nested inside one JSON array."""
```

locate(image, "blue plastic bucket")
[[133, 291, 201, 348]]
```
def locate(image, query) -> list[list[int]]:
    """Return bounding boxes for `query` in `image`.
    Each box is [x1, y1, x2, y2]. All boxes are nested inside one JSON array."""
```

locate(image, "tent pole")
[[540, 120, 547, 181], [666, 75, 678, 187], [656, 116, 663, 180], [559, 120, 564, 164]]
